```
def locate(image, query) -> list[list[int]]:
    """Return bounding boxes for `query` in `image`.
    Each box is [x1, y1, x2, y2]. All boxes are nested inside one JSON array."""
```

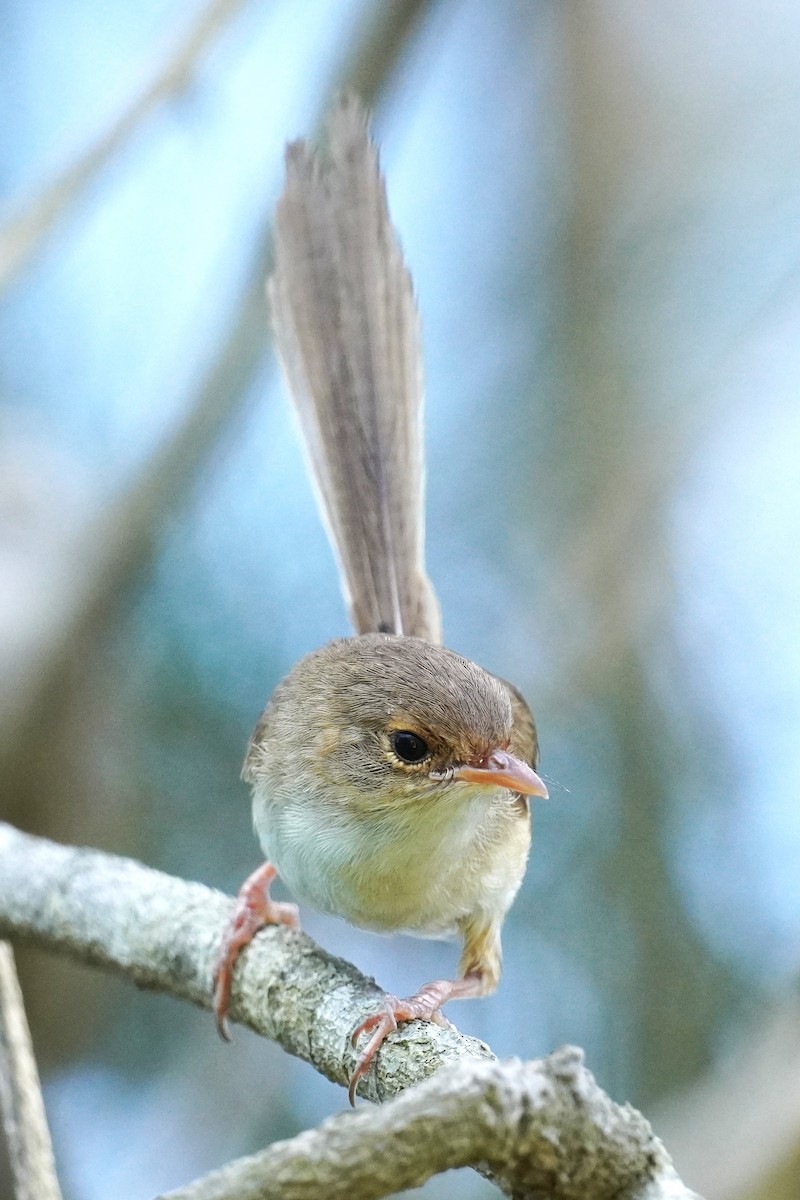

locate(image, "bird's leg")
[[348, 972, 485, 1104], [213, 861, 299, 1040], [348, 919, 501, 1105]]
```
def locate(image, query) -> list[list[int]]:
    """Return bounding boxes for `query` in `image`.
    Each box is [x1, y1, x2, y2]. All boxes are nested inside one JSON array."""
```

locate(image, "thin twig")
[[0, 941, 63, 1200], [0, 0, 251, 290], [1, 0, 436, 766]]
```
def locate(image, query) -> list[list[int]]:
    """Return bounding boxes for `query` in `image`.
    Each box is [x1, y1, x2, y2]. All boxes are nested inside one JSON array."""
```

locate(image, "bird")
[[212, 95, 547, 1105]]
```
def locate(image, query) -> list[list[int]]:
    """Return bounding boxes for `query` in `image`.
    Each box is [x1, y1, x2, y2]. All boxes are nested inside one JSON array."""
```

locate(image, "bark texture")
[[0, 942, 63, 1200], [159, 1053, 694, 1200], [0, 822, 699, 1199]]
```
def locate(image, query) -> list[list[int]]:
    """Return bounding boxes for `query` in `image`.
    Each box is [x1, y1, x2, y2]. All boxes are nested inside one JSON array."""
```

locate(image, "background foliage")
[[2, 1, 799, 1196]]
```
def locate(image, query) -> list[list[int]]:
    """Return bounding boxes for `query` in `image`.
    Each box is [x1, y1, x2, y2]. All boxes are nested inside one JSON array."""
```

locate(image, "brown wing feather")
[[268, 95, 441, 643]]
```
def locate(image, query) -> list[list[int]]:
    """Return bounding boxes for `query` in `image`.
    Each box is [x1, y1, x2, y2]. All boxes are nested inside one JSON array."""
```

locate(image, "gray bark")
[[0, 821, 699, 1199], [158, 1052, 695, 1200], [0, 941, 63, 1200]]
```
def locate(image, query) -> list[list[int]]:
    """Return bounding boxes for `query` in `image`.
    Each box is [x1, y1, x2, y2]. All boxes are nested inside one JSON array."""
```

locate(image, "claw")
[[348, 1002, 400, 1105], [345, 975, 483, 1104], [348, 1015, 395, 1105], [348, 1060, 366, 1107], [211, 862, 299, 1039], [213, 967, 233, 1042]]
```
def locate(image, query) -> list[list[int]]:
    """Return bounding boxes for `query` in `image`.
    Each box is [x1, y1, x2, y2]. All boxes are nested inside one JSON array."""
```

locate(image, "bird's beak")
[[453, 749, 549, 798]]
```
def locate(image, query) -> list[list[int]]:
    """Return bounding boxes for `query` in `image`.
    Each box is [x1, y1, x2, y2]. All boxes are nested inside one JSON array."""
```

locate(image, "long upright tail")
[[268, 96, 441, 644]]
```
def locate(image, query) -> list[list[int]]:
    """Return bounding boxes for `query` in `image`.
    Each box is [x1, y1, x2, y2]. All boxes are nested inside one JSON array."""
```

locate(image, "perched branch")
[[0, 941, 63, 1200], [0, 822, 697, 1199], [0, 0, 251, 290], [0, 822, 489, 1097]]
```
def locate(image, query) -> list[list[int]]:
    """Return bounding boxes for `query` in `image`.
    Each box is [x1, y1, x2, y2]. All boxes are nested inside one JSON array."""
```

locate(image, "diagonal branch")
[[0, 822, 698, 1199], [159, 1054, 693, 1200], [0, 821, 490, 1097], [0, 0, 252, 291], [1, 0, 437, 768]]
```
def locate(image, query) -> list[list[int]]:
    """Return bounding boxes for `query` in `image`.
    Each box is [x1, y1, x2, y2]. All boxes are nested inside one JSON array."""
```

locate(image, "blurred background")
[[1, 0, 799, 1196]]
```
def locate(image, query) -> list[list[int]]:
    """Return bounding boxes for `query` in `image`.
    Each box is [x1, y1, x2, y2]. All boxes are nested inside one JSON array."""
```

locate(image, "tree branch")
[[0, 822, 698, 1199], [1, 0, 436, 767], [0, 0, 252, 291], [0, 822, 490, 1096], [0, 941, 63, 1200], [159, 1053, 693, 1200]]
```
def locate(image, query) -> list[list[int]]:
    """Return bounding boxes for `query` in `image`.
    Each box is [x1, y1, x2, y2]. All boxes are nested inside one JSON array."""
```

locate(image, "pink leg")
[[348, 972, 485, 1105], [213, 862, 299, 1040]]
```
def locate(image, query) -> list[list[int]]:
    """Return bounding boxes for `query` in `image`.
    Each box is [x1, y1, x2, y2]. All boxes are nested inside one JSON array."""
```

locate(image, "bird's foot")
[[213, 861, 299, 1040], [348, 980, 455, 1105]]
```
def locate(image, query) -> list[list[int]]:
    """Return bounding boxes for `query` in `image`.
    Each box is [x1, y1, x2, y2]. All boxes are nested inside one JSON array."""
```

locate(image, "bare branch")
[[0, 822, 697, 1199], [0, 0, 251, 290], [1, 0, 435, 767], [158, 1053, 694, 1200], [0, 0, 432, 291], [0, 941, 63, 1200]]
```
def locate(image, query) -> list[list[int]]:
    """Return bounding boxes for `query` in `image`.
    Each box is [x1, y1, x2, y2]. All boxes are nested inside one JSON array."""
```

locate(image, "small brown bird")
[[213, 96, 547, 1104]]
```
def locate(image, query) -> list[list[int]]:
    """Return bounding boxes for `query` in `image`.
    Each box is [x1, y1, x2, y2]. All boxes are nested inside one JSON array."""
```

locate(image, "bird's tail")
[[268, 95, 441, 644]]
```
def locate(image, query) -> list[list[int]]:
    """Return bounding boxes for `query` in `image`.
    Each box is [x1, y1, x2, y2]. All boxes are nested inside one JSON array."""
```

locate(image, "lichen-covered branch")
[[0, 822, 698, 1199], [0, 822, 491, 1097], [159, 1053, 694, 1200]]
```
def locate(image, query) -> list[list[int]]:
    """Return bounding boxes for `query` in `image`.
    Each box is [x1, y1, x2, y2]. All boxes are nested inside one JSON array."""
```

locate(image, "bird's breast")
[[252, 779, 530, 935]]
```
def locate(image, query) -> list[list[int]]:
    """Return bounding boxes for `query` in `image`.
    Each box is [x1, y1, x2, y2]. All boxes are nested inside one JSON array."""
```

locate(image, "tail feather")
[[268, 96, 441, 643]]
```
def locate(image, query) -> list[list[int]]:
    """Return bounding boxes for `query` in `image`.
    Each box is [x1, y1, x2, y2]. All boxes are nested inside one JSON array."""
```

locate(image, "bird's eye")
[[390, 730, 430, 764]]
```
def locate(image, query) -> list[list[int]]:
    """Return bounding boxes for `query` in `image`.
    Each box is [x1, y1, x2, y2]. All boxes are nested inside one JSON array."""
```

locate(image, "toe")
[[348, 1015, 394, 1105], [350, 1010, 385, 1046], [351, 996, 399, 1047]]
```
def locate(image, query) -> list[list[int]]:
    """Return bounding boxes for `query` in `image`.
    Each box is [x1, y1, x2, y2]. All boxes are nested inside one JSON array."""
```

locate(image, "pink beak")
[[453, 749, 549, 798]]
